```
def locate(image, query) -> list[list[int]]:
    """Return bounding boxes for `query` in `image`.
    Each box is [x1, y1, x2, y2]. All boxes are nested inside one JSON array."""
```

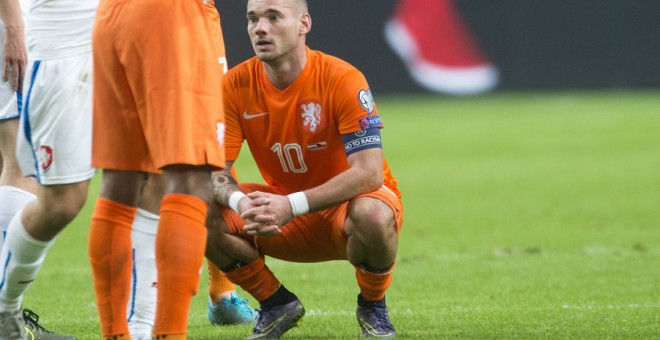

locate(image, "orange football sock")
[[152, 194, 208, 336], [222, 257, 279, 302], [355, 264, 395, 302], [208, 259, 235, 298], [88, 197, 137, 337]]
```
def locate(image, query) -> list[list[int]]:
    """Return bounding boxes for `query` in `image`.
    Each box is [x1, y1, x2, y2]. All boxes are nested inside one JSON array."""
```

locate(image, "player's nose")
[[253, 18, 269, 35]]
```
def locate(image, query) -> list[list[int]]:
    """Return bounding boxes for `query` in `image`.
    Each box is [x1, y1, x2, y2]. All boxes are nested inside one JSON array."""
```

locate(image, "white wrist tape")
[[287, 191, 309, 217], [228, 191, 247, 214]]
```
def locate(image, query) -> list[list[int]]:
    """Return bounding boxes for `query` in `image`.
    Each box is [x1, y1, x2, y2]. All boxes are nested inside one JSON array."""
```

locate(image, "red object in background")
[[385, 0, 499, 95]]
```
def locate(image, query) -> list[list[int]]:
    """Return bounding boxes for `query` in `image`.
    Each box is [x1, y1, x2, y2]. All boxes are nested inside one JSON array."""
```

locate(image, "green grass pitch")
[[23, 91, 660, 339]]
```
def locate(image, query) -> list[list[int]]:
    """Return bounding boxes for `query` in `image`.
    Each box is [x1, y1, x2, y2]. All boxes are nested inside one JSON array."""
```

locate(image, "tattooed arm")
[[211, 160, 241, 208], [211, 160, 276, 229]]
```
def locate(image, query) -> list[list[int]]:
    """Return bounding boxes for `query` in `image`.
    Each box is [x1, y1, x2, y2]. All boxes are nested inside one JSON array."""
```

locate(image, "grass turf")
[[22, 90, 660, 339]]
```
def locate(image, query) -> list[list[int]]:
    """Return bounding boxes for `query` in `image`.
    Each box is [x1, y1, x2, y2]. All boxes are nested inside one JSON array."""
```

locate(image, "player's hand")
[[2, 31, 27, 92], [243, 222, 281, 236], [241, 191, 294, 229], [236, 195, 262, 215]]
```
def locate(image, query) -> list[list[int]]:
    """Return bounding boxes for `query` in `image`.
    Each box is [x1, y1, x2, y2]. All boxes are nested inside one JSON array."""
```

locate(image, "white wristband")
[[287, 191, 309, 217], [228, 191, 247, 214]]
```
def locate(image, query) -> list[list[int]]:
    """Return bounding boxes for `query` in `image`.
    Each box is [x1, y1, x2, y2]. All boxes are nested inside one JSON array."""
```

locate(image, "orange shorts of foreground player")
[[92, 0, 227, 172]]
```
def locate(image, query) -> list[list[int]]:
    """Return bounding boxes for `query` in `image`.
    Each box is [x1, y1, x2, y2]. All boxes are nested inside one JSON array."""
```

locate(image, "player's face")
[[246, 0, 309, 62]]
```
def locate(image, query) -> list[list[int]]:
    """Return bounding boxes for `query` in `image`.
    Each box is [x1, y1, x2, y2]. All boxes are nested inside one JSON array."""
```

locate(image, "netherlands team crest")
[[299, 100, 323, 132]]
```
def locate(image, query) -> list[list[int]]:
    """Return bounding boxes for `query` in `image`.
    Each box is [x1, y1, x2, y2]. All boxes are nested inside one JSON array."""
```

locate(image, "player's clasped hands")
[[240, 191, 294, 236]]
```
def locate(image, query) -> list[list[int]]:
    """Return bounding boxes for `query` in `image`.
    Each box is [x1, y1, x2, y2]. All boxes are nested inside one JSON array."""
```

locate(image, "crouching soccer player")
[[205, 0, 403, 338]]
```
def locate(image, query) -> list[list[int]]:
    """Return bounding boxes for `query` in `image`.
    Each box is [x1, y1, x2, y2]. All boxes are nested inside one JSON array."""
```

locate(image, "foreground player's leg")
[[125, 174, 160, 339], [0, 182, 88, 340], [125, 173, 256, 338], [0, 119, 37, 250], [89, 171, 144, 339], [207, 261, 258, 325], [0, 185, 35, 248], [345, 197, 400, 338], [127, 208, 158, 340], [0, 40, 92, 337], [128, 213, 257, 337], [152, 166, 212, 339]]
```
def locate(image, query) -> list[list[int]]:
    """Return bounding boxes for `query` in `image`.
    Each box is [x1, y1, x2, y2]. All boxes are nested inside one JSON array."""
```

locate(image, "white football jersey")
[[20, 0, 99, 60]]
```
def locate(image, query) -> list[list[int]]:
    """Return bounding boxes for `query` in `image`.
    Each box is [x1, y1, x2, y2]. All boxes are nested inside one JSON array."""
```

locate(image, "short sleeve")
[[333, 70, 383, 135]]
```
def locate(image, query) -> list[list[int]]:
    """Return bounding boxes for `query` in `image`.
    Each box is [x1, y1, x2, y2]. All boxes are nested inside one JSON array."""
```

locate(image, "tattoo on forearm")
[[212, 161, 240, 207]]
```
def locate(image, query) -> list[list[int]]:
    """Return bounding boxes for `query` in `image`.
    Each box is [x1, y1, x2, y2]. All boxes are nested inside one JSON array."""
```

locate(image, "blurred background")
[[218, 0, 660, 95]]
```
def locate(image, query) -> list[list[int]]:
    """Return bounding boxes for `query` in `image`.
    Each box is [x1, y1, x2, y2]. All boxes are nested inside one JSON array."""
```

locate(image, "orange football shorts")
[[218, 183, 404, 263], [92, 0, 226, 172]]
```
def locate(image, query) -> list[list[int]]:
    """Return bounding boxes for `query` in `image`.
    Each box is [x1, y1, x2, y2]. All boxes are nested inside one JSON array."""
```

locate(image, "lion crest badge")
[[300, 101, 323, 132]]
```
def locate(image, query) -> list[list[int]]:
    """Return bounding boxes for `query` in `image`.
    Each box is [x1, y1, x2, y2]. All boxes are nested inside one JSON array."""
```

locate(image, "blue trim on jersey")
[[23, 60, 42, 184], [342, 127, 382, 156], [0, 251, 12, 290], [127, 248, 137, 322]]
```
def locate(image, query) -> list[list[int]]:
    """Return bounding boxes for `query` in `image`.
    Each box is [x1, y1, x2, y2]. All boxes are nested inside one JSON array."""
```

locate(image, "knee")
[[205, 213, 257, 267], [348, 198, 397, 243], [100, 170, 146, 206], [40, 183, 89, 226], [162, 165, 214, 204], [46, 196, 86, 226]]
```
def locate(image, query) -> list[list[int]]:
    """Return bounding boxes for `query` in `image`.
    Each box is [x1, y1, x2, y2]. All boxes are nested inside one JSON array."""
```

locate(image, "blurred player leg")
[[1, 10, 76, 338], [125, 174, 256, 339], [207, 261, 257, 325], [127, 208, 158, 340], [91, 0, 227, 337], [0, 51, 92, 339], [0, 25, 37, 250], [89, 171, 142, 339], [153, 168, 210, 339], [385, 0, 499, 95], [126, 174, 160, 340], [0, 120, 36, 250]]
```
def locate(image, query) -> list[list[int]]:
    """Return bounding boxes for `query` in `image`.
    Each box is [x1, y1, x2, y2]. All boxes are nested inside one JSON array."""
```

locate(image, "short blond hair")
[[293, 0, 308, 14]]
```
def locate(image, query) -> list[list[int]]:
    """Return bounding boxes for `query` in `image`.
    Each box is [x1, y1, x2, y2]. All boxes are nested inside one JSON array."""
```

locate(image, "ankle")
[[259, 285, 298, 309]]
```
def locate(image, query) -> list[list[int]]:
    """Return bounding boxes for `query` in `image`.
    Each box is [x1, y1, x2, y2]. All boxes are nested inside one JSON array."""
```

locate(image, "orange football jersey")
[[223, 48, 400, 198]]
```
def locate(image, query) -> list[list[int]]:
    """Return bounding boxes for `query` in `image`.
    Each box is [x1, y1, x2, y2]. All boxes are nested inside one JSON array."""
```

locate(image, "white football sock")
[[0, 207, 53, 312], [0, 186, 36, 250], [127, 208, 158, 338]]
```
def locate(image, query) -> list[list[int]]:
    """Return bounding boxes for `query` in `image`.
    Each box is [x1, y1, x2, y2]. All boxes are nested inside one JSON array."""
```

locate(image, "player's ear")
[[299, 13, 311, 35]]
